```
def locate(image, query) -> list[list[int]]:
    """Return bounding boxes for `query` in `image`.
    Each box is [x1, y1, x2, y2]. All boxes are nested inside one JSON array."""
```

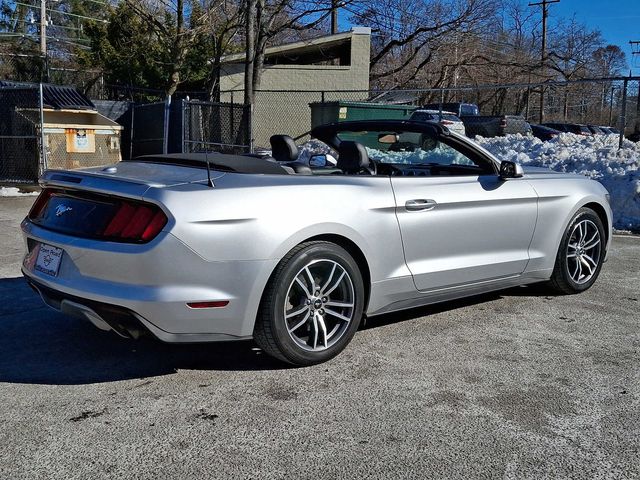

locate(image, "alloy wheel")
[[566, 219, 602, 285], [284, 259, 355, 352]]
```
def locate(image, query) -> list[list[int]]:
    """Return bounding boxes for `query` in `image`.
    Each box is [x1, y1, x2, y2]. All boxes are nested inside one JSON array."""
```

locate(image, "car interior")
[[268, 132, 496, 177]]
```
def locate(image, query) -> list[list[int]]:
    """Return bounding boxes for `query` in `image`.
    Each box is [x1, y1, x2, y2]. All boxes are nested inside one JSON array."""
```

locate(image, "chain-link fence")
[[130, 101, 167, 158], [221, 77, 640, 149], [1, 83, 126, 183], [183, 100, 252, 154], [0, 85, 42, 183]]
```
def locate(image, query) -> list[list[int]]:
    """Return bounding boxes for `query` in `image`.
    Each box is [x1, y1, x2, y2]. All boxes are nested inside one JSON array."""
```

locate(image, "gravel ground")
[[0, 196, 638, 479]]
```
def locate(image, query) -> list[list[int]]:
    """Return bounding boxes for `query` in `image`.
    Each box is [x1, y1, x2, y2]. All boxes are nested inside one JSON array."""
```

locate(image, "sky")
[[339, 0, 640, 76], [551, 0, 640, 75]]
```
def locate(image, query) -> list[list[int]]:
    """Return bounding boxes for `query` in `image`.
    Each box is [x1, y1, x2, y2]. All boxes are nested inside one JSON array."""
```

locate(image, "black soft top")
[[128, 153, 289, 175]]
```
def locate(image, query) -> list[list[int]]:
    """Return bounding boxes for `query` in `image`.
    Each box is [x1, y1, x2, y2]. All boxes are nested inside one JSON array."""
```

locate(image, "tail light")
[[28, 188, 168, 243], [440, 120, 454, 125], [500, 118, 507, 128], [103, 201, 168, 242]]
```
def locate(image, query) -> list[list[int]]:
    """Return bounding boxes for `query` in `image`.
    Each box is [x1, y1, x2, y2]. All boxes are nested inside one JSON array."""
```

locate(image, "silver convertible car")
[[21, 120, 612, 365]]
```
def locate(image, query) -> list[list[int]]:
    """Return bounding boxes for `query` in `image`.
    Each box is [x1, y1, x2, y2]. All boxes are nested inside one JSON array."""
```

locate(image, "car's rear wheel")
[[254, 241, 365, 366], [548, 207, 606, 294]]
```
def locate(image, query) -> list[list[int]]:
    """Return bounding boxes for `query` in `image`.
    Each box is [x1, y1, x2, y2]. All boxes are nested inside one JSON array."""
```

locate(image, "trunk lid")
[[44, 161, 209, 190]]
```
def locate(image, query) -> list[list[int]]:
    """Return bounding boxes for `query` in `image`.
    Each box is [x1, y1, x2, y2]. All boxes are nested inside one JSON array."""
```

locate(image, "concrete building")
[[219, 28, 371, 147]]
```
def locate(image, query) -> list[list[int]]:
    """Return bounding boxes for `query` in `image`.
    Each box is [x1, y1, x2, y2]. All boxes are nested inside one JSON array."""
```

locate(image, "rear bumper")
[[25, 277, 252, 342], [21, 220, 278, 341]]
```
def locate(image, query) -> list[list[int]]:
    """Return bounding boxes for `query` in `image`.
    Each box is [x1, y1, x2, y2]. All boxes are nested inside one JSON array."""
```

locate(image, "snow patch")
[[475, 133, 640, 231], [0, 187, 39, 197]]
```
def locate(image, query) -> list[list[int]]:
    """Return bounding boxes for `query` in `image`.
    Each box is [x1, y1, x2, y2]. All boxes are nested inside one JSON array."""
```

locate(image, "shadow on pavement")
[[0, 276, 545, 385], [0, 277, 285, 385]]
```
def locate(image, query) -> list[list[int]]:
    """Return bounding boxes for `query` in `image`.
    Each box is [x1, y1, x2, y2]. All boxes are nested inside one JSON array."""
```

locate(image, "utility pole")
[[529, 0, 559, 123], [330, 0, 338, 34], [631, 41, 640, 134], [39, 0, 46, 55]]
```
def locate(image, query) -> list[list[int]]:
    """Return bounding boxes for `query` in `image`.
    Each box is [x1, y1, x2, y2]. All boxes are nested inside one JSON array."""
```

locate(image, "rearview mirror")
[[378, 133, 398, 144], [309, 154, 328, 168], [499, 160, 524, 179]]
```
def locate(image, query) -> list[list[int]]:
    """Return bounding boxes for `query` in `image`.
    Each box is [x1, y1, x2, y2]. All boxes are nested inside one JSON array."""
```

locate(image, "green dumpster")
[[309, 101, 417, 149], [310, 101, 416, 129]]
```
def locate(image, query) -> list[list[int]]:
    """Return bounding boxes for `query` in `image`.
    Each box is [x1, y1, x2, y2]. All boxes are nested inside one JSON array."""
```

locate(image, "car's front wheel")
[[548, 207, 606, 294], [254, 241, 365, 366]]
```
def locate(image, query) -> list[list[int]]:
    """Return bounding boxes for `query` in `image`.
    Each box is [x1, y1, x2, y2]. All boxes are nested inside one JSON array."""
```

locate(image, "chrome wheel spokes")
[[284, 259, 355, 352], [566, 219, 601, 284]]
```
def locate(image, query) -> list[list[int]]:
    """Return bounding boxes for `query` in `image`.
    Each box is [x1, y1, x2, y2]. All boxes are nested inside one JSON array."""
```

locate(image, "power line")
[[13, 1, 109, 23]]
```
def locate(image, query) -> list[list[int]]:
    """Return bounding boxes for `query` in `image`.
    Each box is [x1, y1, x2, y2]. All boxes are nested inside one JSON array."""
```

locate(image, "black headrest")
[[337, 141, 370, 174], [270, 135, 299, 162]]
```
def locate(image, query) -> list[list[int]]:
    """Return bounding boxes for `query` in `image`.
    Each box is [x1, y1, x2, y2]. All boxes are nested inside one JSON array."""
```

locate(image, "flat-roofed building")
[[220, 28, 371, 147]]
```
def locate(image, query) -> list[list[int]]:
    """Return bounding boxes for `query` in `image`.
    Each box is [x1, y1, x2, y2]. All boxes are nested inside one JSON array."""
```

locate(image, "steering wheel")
[[361, 159, 377, 175]]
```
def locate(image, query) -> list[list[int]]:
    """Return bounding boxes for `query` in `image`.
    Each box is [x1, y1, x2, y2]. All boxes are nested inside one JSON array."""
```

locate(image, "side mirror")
[[309, 154, 328, 168], [499, 160, 524, 179]]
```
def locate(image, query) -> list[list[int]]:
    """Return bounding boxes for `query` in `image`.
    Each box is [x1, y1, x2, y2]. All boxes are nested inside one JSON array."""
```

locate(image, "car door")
[[390, 141, 538, 292]]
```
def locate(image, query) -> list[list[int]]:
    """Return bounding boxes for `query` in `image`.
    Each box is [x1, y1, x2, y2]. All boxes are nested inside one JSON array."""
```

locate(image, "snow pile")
[[475, 133, 640, 231], [0, 187, 39, 197]]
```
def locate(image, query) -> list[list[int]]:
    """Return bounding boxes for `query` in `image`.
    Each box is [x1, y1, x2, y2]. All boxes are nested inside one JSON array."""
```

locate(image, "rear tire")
[[548, 207, 605, 294], [253, 241, 365, 366]]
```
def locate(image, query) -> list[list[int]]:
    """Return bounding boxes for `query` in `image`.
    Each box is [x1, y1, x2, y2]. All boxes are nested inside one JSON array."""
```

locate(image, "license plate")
[[34, 243, 64, 277]]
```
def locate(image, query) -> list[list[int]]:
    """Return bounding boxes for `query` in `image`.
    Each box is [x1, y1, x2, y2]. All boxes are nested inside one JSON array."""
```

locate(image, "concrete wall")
[[220, 30, 371, 148]]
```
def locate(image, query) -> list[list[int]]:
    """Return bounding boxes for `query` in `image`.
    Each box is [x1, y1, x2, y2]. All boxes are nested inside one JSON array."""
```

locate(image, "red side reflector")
[[187, 301, 230, 309]]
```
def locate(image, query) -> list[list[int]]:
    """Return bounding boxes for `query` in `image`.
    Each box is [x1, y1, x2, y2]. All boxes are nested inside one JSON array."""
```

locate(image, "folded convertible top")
[[128, 153, 288, 175]]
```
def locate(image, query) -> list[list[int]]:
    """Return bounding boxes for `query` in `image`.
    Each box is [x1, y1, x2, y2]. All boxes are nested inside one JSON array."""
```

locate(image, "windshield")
[[336, 130, 476, 167], [460, 104, 479, 116]]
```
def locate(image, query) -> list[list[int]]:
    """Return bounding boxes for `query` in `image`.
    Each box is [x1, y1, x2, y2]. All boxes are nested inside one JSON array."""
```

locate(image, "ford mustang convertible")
[[21, 120, 612, 365]]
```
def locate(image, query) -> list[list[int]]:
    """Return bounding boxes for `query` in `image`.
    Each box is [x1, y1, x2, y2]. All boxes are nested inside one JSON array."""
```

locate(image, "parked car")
[[410, 109, 466, 136], [22, 120, 612, 366], [627, 132, 640, 142], [599, 126, 620, 135], [542, 122, 592, 136], [422, 102, 479, 117], [530, 124, 561, 141], [587, 125, 607, 135], [461, 115, 532, 137]]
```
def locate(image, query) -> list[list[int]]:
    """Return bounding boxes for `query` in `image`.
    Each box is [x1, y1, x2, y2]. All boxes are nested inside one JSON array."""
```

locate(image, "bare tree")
[[242, 0, 353, 105]]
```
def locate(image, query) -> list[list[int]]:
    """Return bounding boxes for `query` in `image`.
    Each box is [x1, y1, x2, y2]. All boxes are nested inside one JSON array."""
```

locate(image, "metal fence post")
[[634, 80, 640, 135], [181, 99, 187, 153], [163, 95, 171, 154], [129, 103, 135, 160], [249, 102, 254, 153], [619, 78, 628, 149], [38, 83, 47, 172], [608, 86, 615, 126], [230, 100, 235, 148]]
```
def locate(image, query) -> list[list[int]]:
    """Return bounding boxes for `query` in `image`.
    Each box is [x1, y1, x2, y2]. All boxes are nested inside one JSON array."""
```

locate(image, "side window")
[[412, 140, 474, 166]]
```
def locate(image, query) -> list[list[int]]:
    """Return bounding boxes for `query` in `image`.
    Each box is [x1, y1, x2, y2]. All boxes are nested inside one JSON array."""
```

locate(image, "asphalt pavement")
[[0, 196, 638, 479]]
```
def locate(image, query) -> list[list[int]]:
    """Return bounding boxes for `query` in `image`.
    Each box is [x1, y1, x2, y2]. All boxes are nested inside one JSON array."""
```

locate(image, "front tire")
[[548, 207, 606, 294], [254, 241, 365, 366]]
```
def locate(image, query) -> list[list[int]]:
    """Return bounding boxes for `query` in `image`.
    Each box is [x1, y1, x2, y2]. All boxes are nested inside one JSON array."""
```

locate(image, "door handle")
[[405, 199, 437, 211]]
